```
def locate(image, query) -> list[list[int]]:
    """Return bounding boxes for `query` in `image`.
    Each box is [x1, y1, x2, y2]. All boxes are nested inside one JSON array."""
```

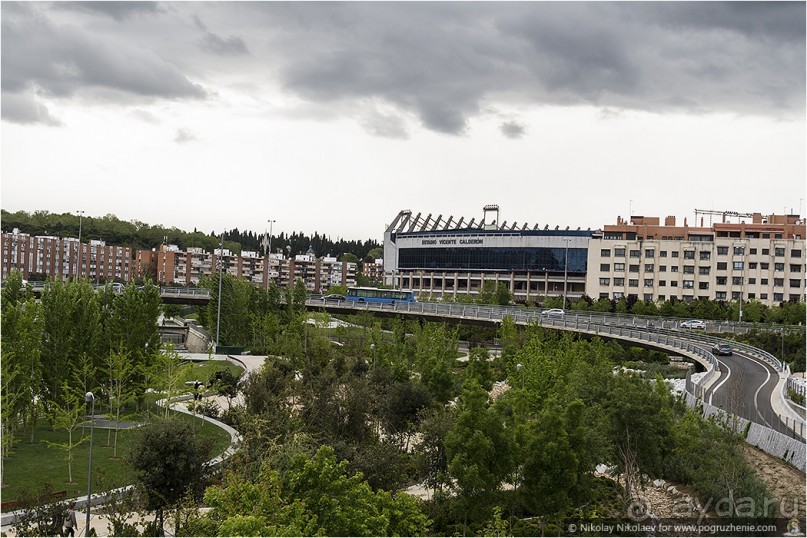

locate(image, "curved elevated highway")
[[307, 298, 805, 442]]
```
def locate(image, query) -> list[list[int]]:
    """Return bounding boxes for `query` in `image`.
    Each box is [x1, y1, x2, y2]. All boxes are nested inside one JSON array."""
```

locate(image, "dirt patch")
[[742, 444, 805, 515]]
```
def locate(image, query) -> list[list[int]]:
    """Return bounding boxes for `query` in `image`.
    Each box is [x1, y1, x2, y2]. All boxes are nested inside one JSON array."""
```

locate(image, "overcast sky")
[[2, 1, 805, 242]]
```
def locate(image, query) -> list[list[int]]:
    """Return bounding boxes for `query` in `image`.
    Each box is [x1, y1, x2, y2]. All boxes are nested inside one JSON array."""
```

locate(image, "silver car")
[[680, 319, 706, 329]]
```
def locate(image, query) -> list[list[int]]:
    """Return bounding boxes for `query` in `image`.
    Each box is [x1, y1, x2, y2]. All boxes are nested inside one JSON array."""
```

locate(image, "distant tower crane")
[[694, 208, 755, 227]]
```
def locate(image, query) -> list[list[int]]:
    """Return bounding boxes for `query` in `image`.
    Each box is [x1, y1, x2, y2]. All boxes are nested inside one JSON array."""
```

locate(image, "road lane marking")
[[709, 359, 731, 405]]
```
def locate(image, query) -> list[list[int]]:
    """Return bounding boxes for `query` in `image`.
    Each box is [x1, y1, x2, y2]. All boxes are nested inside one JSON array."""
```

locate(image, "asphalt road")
[[704, 349, 793, 436]]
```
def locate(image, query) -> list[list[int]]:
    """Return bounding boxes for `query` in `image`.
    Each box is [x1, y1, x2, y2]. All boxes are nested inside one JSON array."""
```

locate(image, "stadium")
[[383, 205, 593, 303]]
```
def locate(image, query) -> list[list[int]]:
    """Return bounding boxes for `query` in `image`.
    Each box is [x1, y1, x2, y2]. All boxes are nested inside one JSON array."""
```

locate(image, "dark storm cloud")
[[1, 2, 803, 134], [266, 2, 804, 133], [500, 121, 526, 139], [55, 1, 162, 21], [1, 1, 204, 124]]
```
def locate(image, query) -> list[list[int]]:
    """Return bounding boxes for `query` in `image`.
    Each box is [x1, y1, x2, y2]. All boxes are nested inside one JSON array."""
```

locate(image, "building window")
[[671, 251, 679, 258], [789, 279, 801, 288], [645, 249, 655, 258], [717, 262, 727, 270], [683, 280, 694, 289], [599, 278, 610, 285], [790, 264, 802, 272], [733, 246, 745, 255], [774, 263, 784, 272], [748, 277, 756, 284], [644, 279, 654, 287], [774, 278, 784, 287], [614, 291, 624, 299], [717, 246, 729, 255], [659, 265, 667, 272], [659, 280, 666, 286], [660, 251, 668, 257], [760, 293, 768, 300], [733, 261, 743, 270], [792, 249, 802, 258], [773, 293, 783, 301], [775, 247, 785, 257], [698, 267, 710, 275], [683, 266, 694, 274], [601, 249, 611, 257], [645, 264, 654, 272], [628, 279, 639, 287], [749, 248, 757, 255], [600, 263, 611, 271], [684, 251, 695, 260], [732, 291, 742, 300], [614, 248, 625, 257], [747, 293, 755, 299], [762, 248, 770, 255], [630, 250, 641, 258], [761, 262, 769, 270], [670, 281, 678, 287], [716, 291, 727, 300], [761, 278, 768, 285], [732, 277, 743, 285], [629, 264, 640, 273], [699, 251, 711, 260], [699, 282, 709, 290], [614, 263, 625, 272], [670, 266, 679, 272], [749, 262, 758, 269], [614, 278, 625, 286]]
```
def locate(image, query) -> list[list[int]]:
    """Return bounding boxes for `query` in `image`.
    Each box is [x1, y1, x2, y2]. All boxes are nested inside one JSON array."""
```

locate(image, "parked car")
[[541, 308, 565, 317], [712, 343, 733, 356], [323, 294, 346, 303], [680, 319, 706, 329]]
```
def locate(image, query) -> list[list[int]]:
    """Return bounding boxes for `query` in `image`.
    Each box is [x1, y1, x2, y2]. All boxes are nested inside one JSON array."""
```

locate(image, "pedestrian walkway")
[[1, 355, 265, 537]]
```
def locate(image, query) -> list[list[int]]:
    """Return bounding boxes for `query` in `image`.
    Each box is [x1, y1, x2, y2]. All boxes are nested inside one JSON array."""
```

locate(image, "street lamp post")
[[516, 363, 524, 390], [265, 219, 275, 290], [84, 392, 95, 537], [216, 233, 224, 350], [77, 210, 84, 279], [562, 238, 571, 310]]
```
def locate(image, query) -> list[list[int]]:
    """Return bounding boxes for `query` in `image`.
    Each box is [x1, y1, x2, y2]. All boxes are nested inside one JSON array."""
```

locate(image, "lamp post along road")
[[77, 210, 84, 279], [84, 392, 95, 537], [216, 233, 224, 350], [562, 238, 570, 310]]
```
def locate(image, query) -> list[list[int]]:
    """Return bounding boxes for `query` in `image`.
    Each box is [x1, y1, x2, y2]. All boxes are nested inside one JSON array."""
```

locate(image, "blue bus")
[[346, 287, 416, 304]]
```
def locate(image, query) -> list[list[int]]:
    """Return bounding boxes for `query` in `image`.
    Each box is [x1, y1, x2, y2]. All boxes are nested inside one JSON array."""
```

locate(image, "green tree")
[[43, 382, 89, 485], [128, 417, 213, 534], [445, 379, 514, 532], [101, 349, 138, 457], [40, 279, 101, 409]]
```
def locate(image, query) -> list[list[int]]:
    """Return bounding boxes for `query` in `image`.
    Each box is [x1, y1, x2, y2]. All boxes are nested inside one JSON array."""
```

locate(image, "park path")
[[0, 354, 266, 537]]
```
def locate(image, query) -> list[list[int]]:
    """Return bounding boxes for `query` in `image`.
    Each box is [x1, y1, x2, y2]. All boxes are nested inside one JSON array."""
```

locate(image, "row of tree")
[[0, 209, 382, 261], [1, 272, 163, 469], [182, 312, 776, 536]]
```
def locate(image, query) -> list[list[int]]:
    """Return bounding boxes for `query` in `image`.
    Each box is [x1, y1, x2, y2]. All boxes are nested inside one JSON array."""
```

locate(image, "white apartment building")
[[585, 213, 806, 306]]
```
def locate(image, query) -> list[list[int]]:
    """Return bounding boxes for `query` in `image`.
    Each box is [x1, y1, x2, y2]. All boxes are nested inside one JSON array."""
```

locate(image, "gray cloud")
[[360, 109, 409, 140], [1, 2, 205, 123], [499, 121, 526, 139], [54, 1, 162, 21], [2, 2, 803, 135], [1, 91, 62, 126], [199, 32, 248, 56], [174, 128, 196, 144]]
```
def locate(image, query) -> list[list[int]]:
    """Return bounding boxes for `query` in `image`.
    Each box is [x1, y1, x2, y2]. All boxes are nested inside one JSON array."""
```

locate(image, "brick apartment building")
[[1, 228, 133, 282]]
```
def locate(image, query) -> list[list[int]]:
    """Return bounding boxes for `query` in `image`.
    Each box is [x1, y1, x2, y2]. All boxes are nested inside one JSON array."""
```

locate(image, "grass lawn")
[[1, 358, 242, 505]]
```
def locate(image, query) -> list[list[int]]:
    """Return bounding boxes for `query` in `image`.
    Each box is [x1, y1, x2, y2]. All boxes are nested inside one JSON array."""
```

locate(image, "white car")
[[541, 308, 565, 317], [680, 319, 706, 329]]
